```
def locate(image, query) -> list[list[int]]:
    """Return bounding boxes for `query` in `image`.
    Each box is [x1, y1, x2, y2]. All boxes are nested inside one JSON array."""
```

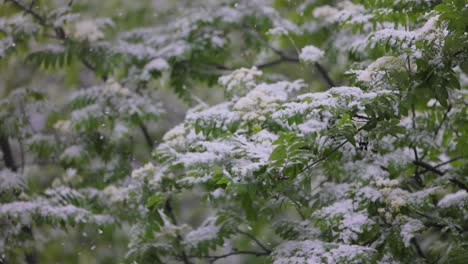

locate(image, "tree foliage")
[[0, 0, 467, 263]]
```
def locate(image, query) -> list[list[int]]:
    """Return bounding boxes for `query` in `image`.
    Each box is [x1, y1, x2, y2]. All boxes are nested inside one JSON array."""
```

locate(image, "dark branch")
[[294, 140, 348, 178], [416, 156, 463, 176], [411, 238, 426, 260], [189, 250, 269, 263], [164, 199, 192, 264], [412, 160, 444, 176], [256, 58, 290, 69], [434, 104, 451, 137], [433, 156, 463, 169], [6, 0, 46, 25], [7, 0, 104, 80], [139, 123, 154, 150], [314, 62, 336, 88], [0, 134, 17, 172], [236, 229, 271, 253], [449, 178, 468, 192]]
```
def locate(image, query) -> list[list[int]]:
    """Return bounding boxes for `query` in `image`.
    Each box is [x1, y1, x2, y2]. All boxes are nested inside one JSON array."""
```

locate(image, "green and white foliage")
[[127, 1, 468, 263], [0, 0, 467, 263]]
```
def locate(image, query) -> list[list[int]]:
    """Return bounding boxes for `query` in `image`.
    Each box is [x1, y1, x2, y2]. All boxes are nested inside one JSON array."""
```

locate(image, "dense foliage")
[[1, 0, 467, 263]]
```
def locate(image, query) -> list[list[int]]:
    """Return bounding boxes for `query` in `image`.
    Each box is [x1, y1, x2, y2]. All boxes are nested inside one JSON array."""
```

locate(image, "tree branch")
[[412, 160, 444, 176], [6, 0, 46, 25], [411, 238, 426, 260], [243, 24, 336, 88], [189, 250, 269, 263], [434, 104, 451, 137], [294, 140, 348, 178], [11, 0, 157, 154], [0, 134, 17, 172], [139, 123, 154, 150], [449, 178, 468, 192], [236, 229, 271, 254], [314, 62, 336, 88], [164, 199, 192, 264]]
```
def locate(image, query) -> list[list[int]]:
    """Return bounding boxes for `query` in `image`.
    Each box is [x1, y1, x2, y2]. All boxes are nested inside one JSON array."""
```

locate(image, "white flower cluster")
[[437, 190, 468, 208], [103, 185, 130, 203], [352, 56, 416, 83], [299, 45, 324, 63], [162, 124, 186, 148], [71, 20, 104, 42], [233, 81, 305, 120], [131, 163, 158, 181], [273, 240, 373, 264], [0, 169, 24, 192], [219, 67, 263, 94], [267, 26, 289, 36], [400, 218, 425, 247], [184, 217, 220, 247], [315, 199, 374, 243], [0, 201, 112, 224]]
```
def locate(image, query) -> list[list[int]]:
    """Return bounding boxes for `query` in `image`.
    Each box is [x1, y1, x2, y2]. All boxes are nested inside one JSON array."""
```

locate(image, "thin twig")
[[7, 0, 46, 25], [296, 140, 348, 177], [434, 104, 451, 137], [245, 24, 336, 88], [188, 250, 269, 263], [236, 229, 272, 253], [433, 156, 463, 169]]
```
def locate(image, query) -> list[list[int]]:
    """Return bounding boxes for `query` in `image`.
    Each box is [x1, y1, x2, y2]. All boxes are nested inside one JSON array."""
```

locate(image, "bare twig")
[[433, 156, 463, 169]]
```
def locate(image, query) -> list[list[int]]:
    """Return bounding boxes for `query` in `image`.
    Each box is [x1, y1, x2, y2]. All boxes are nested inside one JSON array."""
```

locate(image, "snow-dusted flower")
[[62, 168, 80, 184], [112, 122, 129, 140], [54, 120, 72, 134], [0, 169, 24, 192], [162, 124, 186, 148], [131, 163, 158, 181], [267, 27, 289, 36], [438, 190, 468, 208], [376, 178, 400, 188], [184, 217, 220, 247], [299, 45, 324, 63], [354, 56, 412, 83], [313, 6, 339, 21], [103, 185, 129, 203], [60, 145, 84, 160], [400, 218, 425, 247], [71, 20, 104, 42], [103, 79, 131, 96], [219, 67, 263, 94], [144, 58, 169, 72]]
